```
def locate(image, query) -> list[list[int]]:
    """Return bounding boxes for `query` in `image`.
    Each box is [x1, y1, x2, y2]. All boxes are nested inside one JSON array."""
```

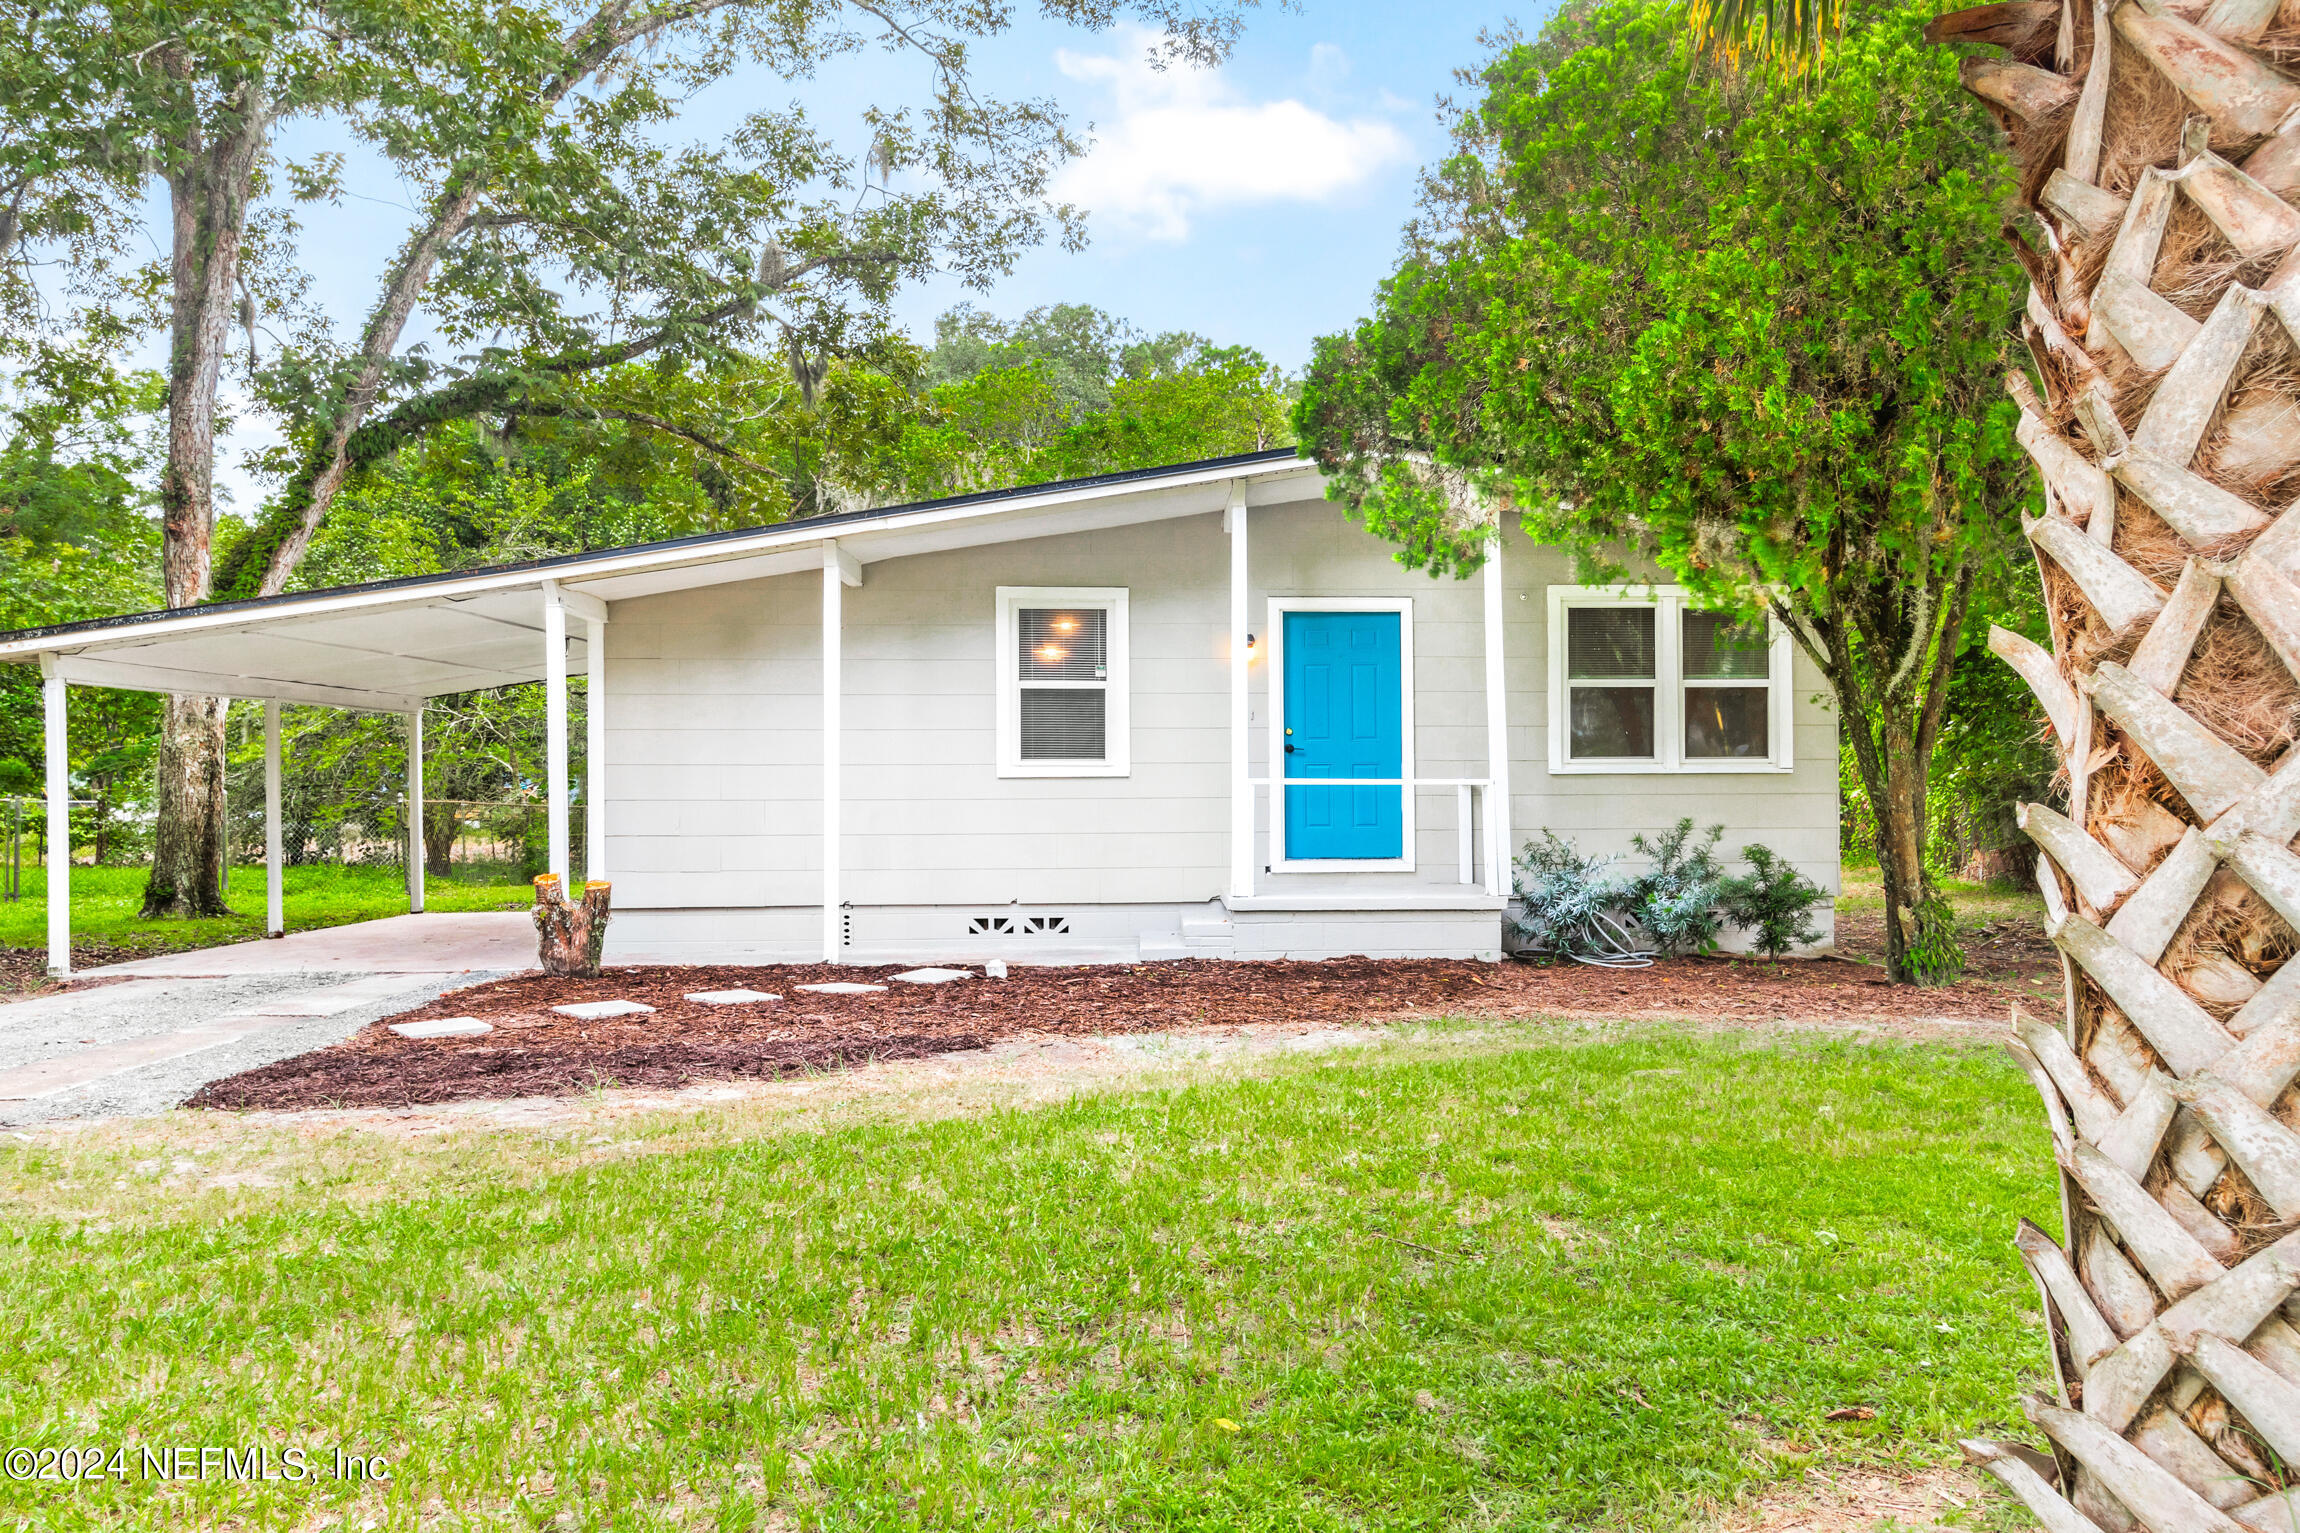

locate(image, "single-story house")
[[0, 449, 1840, 973]]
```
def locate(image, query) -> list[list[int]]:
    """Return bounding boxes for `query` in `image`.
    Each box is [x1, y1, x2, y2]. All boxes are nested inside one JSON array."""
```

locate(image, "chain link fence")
[[2, 793, 577, 896]]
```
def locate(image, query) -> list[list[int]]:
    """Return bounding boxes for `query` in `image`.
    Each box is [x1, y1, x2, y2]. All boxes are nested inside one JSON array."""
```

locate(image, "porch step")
[[1222, 892, 1507, 913], [1140, 912, 1237, 962]]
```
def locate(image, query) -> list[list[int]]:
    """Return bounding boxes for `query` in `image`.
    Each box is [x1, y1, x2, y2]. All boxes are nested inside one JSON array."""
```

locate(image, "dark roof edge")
[[0, 447, 1311, 648]]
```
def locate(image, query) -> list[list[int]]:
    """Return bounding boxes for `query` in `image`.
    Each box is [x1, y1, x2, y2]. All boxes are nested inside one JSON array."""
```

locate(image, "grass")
[[0, 861, 531, 957], [1833, 862, 2046, 928], [0, 1027, 2053, 1531]]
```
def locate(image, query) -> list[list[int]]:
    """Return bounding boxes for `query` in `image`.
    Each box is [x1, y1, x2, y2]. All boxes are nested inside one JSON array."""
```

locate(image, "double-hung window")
[[996, 587, 1129, 777], [1547, 585, 1791, 772]]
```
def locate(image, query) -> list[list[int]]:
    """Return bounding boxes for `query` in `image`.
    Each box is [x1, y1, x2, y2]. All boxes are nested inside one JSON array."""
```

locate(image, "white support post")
[[40, 657, 67, 977], [543, 584, 571, 883], [1226, 483, 1252, 899], [1482, 530, 1513, 901], [821, 541, 859, 962], [1457, 784, 1474, 886], [406, 707, 426, 913], [264, 700, 284, 937], [585, 614, 608, 886]]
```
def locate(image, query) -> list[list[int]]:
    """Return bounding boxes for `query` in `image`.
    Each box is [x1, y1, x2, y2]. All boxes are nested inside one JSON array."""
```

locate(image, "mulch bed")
[[185, 936, 2058, 1112], [0, 940, 164, 1001]]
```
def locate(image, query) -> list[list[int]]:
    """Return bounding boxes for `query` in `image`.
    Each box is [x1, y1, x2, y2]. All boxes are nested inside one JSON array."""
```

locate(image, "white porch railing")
[[1223, 482, 1514, 918], [1245, 777, 1497, 891]]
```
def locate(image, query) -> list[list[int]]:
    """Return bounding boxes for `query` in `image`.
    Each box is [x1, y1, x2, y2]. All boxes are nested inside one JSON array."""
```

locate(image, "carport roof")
[[0, 448, 1315, 713]]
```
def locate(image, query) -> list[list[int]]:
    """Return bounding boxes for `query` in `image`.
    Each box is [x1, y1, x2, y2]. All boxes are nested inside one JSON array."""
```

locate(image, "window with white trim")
[[996, 587, 1129, 777], [1547, 586, 1792, 772]]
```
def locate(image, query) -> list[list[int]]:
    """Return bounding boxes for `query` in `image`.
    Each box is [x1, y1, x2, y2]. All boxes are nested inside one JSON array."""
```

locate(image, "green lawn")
[[0, 862, 531, 958], [0, 1029, 2052, 1530], [1835, 861, 2046, 928]]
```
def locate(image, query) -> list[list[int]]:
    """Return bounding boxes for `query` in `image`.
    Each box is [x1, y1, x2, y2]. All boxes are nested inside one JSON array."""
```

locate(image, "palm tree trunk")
[[1938, 2, 2300, 1523]]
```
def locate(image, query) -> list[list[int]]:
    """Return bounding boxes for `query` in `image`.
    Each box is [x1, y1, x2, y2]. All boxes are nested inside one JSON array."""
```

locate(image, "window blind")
[[1566, 607, 1655, 679], [1019, 688, 1106, 760], [1017, 609, 1107, 681]]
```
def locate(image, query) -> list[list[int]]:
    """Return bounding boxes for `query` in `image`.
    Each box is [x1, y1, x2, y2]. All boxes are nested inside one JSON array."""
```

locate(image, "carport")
[[5, 573, 610, 976], [0, 450, 1320, 976]]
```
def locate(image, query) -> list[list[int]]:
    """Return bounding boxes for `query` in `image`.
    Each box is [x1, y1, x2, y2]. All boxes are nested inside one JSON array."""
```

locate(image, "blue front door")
[[1283, 610, 1403, 860]]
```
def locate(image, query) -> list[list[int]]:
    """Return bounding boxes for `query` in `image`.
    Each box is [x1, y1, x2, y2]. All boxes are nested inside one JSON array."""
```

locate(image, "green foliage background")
[[1298, 0, 2028, 607]]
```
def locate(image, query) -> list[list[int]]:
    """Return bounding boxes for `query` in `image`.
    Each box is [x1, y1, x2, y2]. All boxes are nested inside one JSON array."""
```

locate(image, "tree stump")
[[532, 874, 611, 977]]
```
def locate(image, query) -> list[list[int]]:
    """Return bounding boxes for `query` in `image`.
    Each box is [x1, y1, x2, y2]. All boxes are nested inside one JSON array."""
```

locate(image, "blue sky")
[[208, 0, 1541, 506], [296, 1, 1530, 362], [849, 1, 1517, 363]]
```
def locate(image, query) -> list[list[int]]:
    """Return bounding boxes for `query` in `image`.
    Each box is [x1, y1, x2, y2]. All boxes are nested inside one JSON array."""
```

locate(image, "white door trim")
[[1266, 596, 1416, 872]]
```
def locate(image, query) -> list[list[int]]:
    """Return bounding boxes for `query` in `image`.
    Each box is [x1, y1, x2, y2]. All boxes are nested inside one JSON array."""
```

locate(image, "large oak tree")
[[0, 0, 1261, 916]]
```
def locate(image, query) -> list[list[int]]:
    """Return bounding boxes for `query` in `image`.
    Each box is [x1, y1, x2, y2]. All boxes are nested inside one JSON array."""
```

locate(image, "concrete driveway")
[[0, 913, 534, 1125], [78, 910, 535, 977]]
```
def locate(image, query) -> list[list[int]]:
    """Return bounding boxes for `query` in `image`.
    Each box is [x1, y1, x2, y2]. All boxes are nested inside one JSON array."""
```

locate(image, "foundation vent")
[[966, 914, 1072, 935]]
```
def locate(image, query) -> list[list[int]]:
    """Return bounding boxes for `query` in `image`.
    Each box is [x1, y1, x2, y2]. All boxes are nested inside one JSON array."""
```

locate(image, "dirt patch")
[[1832, 906, 2059, 982], [143, 1019, 1391, 1142], [1485, 948, 2044, 1023], [0, 943, 151, 1000], [186, 947, 2043, 1113], [1702, 1462, 1985, 1531]]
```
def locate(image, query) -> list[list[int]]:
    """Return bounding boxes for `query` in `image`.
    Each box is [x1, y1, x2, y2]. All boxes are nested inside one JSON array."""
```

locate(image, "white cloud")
[[1052, 34, 1411, 242]]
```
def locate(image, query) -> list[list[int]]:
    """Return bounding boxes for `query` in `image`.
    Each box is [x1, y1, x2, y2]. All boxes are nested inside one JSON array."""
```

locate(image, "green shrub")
[[1512, 826, 1835, 966], [1619, 819, 1729, 956], [1905, 890, 1966, 986], [1508, 830, 1630, 960], [1720, 845, 1826, 959]]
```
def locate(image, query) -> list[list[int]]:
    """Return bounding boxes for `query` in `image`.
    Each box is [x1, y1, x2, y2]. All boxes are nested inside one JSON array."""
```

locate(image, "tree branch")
[[505, 402, 773, 473], [221, 0, 907, 602], [1913, 548, 1976, 767], [1884, 568, 1934, 704]]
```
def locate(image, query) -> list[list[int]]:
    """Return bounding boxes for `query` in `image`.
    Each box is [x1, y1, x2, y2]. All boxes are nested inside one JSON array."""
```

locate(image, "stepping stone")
[[685, 989, 782, 1006], [891, 967, 973, 985], [389, 1017, 494, 1040], [550, 999, 656, 1020], [795, 982, 887, 996]]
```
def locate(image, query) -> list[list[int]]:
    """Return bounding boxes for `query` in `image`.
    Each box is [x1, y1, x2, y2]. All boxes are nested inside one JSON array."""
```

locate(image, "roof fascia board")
[[544, 456, 1310, 594], [0, 456, 1314, 662]]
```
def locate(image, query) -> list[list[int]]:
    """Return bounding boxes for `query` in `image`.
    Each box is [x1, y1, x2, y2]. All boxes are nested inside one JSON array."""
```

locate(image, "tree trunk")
[[532, 874, 611, 978], [424, 802, 459, 877], [1839, 701, 1960, 985], [139, 75, 270, 920], [144, 695, 230, 916], [1798, 556, 1973, 985], [1937, 6, 2300, 1523], [1873, 719, 1928, 979]]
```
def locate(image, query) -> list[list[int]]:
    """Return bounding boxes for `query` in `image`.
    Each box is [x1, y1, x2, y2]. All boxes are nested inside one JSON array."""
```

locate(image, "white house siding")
[[841, 515, 1229, 907], [601, 492, 1839, 963], [1494, 526, 1843, 947]]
